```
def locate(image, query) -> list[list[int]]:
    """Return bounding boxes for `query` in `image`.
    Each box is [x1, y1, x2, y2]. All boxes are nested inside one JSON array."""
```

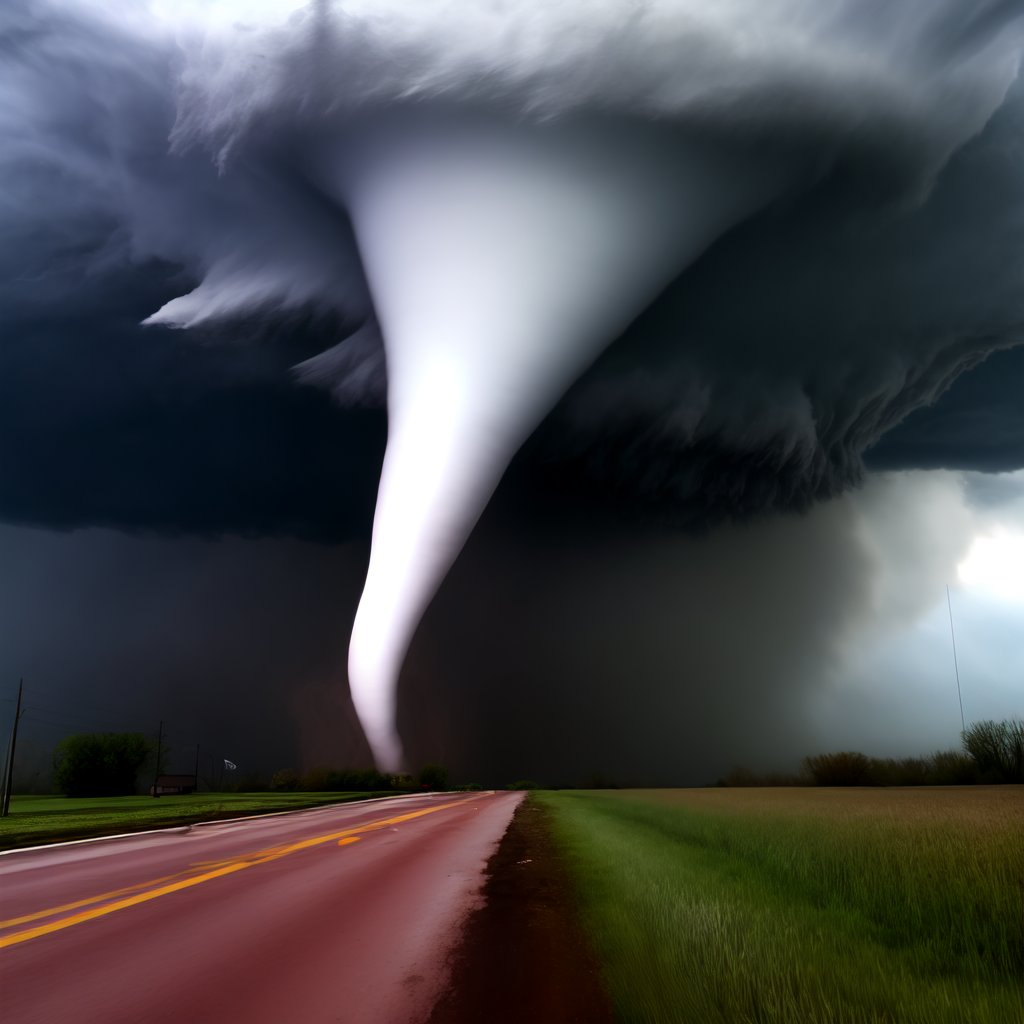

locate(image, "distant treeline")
[[265, 764, 477, 793], [42, 747, 471, 797], [719, 719, 1024, 787]]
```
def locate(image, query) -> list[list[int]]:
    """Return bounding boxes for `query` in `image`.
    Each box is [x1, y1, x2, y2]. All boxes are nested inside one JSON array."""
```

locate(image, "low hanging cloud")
[[4, 1, 1024, 767]]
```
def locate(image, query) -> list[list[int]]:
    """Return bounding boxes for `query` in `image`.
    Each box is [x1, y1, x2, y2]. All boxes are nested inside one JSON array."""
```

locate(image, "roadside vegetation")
[[539, 786, 1024, 1024], [0, 791, 399, 851], [0, 752, 460, 850]]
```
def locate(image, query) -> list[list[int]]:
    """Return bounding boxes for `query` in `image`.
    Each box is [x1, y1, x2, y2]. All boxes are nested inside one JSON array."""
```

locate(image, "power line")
[[946, 584, 966, 734]]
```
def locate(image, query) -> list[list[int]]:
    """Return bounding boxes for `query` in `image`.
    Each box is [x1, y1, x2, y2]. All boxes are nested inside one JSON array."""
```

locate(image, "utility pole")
[[152, 719, 164, 798], [194, 743, 200, 793], [1, 679, 24, 818]]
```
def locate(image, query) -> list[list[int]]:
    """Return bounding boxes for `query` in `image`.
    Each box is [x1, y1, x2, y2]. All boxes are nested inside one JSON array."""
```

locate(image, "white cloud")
[[958, 528, 1024, 603], [811, 469, 1024, 755]]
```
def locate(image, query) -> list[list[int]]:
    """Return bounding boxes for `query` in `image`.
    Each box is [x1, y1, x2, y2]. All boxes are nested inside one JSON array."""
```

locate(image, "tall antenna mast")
[[946, 585, 966, 733]]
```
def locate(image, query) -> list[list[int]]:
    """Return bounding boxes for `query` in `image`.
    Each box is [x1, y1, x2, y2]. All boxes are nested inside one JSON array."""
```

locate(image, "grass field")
[[538, 787, 1024, 1024], [0, 791, 396, 851]]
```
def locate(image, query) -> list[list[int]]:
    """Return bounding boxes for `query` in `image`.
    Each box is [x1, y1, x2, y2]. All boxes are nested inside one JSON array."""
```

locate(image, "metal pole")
[[1, 679, 24, 818], [152, 719, 164, 798], [946, 585, 966, 733]]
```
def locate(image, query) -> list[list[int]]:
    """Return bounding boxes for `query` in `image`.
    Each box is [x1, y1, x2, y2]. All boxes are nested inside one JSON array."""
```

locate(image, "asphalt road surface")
[[0, 791, 524, 1024]]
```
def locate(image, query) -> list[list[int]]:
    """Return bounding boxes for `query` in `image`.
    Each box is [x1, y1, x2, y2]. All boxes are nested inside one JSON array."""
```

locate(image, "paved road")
[[0, 791, 523, 1024]]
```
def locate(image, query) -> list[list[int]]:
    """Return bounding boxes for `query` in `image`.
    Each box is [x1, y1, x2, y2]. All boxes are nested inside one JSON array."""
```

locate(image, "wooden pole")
[[1, 679, 24, 817]]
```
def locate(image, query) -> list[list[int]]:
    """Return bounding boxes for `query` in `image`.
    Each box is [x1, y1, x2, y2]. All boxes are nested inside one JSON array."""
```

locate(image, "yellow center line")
[[0, 795, 483, 950], [0, 872, 189, 930]]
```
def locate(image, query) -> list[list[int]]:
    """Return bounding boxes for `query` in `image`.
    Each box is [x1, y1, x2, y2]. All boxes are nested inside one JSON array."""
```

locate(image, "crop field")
[[0, 792, 394, 851], [538, 787, 1024, 1024]]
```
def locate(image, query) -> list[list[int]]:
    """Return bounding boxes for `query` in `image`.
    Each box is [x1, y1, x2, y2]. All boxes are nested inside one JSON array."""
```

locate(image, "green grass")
[[0, 791, 396, 851], [537, 787, 1024, 1024]]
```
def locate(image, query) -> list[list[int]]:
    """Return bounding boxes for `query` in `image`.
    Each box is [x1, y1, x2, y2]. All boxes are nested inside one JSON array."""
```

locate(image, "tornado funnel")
[[328, 113, 781, 769]]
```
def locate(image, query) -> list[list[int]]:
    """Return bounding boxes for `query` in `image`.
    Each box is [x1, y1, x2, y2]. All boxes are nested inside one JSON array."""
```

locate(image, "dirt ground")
[[427, 795, 614, 1024]]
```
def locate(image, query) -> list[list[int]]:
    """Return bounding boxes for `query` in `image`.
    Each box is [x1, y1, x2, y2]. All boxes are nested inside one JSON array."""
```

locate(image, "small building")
[[150, 774, 197, 796]]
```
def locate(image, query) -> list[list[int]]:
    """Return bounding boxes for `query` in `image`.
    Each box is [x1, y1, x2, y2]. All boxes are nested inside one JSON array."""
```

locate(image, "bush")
[[506, 779, 546, 791], [867, 757, 931, 787], [962, 719, 1024, 783], [53, 733, 152, 797], [803, 751, 873, 786], [417, 764, 449, 791]]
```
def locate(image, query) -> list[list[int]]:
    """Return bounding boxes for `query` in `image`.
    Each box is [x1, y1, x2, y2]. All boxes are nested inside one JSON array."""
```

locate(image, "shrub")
[[507, 779, 545, 791], [417, 764, 449, 791], [867, 757, 931, 787]]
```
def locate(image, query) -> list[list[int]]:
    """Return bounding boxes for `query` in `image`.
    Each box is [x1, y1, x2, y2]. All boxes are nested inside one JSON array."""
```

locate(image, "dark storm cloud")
[[4, 0, 1024, 542], [868, 346, 1024, 474], [960, 461, 1024, 507], [0, 0, 386, 540], [0, 525, 377, 787], [531, 77, 1024, 522], [5, 1, 1024, 771], [0, 277, 384, 539]]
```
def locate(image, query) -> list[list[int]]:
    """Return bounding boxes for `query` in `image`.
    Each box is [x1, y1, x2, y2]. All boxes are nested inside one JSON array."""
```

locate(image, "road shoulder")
[[427, 794, 613, 1024]]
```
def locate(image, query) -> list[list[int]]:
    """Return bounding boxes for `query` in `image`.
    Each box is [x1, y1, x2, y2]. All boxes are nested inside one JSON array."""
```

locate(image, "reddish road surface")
[[0, 791, 523, 1024]]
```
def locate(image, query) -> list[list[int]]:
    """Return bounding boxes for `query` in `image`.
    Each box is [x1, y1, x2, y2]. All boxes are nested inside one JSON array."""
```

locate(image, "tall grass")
[[538, 787, 1024, 1024]]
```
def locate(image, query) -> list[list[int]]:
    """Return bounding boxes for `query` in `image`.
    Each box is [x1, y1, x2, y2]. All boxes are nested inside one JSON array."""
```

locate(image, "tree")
[[53, 733, 152, 797], [962, 719, 1024, 783]]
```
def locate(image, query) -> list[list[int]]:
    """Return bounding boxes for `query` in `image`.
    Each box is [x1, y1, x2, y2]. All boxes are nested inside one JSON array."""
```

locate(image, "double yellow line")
[[0, 795, 482, 950]]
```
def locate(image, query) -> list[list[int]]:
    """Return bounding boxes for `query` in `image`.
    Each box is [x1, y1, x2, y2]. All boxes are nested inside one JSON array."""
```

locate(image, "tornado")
[[328, 113, 784, 769]]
